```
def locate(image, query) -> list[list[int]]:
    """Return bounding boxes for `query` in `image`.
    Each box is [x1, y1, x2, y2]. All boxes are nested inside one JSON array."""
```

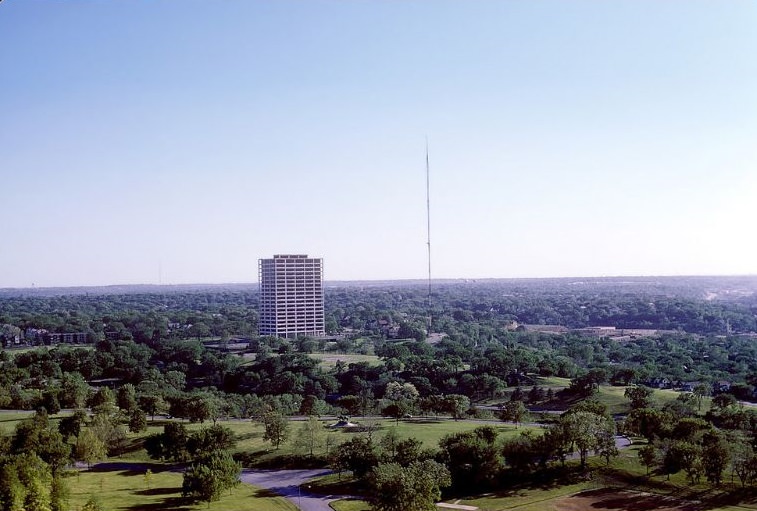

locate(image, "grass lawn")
[[3, 414, 535, 469], [308, 353, 380, 369], [371, 418, 537, 447], [593, 386, 633, 415], [0, 410, 40, 426], [457, 481, 594, 511], [534, 376, 572, 389], [594, 385, 713, 416], [0, 409, 75, 438], [114, 416, 537, 469], [330, 499, 370, 511], [454, 445, 757, 511], [66, 465, 296, 511], [230, 417, 538, 467]]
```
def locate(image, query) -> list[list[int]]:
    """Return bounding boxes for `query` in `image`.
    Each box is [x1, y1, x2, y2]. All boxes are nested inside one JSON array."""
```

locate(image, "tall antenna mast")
[[426, 138, 432, 333]]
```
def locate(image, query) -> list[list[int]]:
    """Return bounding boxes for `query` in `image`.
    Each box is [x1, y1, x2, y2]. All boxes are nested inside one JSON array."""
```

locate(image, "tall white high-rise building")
[[258, 254, 325, 338]]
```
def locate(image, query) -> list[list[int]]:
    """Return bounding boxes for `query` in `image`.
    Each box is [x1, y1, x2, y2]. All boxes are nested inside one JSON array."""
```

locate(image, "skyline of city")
[[2, 1, 755, 288]]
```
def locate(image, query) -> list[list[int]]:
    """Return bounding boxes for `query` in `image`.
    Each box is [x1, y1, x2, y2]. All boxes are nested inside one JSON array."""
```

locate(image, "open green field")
[[72, 416, 539, 467], [0, 409, 41, 424], [594, 385, 712, 416], [2, 412, 537, 467], [308, 353, 381, 369], [227, 417, 538, 467], [534, 376, 572, 388], [529, 377, 714, 416], [330, 499, 370, 511], [66, 465, 295, 511], [0, 409, 74, 436], [451, 441, 757, 511], [8, 409, 756, 511]]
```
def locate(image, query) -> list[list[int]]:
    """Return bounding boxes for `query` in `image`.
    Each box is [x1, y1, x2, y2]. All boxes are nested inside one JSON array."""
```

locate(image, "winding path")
[[238, 436, 631, 511], [239, 468, 352, 511]]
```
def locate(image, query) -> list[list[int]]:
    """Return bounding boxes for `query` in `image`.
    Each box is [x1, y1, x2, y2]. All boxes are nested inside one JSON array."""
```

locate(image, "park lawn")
[[0, 410, 40, 430], [372, 418, 537, 447], [228, 417, 540, 455], [0, 410, 76, 439], [593, 385, 713, 416], [534, 376, 571, 389], [225, 417, 538, 466], [308, 353, 380, 369], [330, 499, 370, 511], [593, 386, 633, 415], [456, 481, 593, 511], [460, 485, 754, 511], [66, 465, 296, 511]]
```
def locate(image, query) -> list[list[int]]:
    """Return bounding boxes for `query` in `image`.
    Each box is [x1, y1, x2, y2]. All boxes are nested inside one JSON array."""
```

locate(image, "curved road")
[[239, 436, 631, 511], [240, 469, 351, 511]]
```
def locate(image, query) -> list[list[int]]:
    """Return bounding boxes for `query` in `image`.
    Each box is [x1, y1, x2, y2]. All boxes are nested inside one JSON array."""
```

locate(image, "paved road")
[[239, 436, 631, 511], [240, 468, 352, 511], [616, 435, 632, 450]]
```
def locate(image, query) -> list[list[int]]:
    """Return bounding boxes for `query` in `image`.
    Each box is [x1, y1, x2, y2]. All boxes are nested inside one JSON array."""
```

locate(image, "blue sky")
[[1, 1, 756, 287]]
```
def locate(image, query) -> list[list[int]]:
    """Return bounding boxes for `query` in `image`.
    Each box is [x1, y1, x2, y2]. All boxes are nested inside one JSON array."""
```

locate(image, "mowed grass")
[[594, 385, 712, 416], [534, 376, 572, 388], [66, 466, 296, 511], [229, 417, 539, 466], [457, 484, 754, 511], [0, 410, 75, 439], [108, 416, 538, 468], [3, 413, 537, 467], [530, 377, 714, 416], [0, 410, 41, 427], [457, 481, 594, 511], [453, 443, 757, 511], [330, 499, 370, 511], [308, 353, 381, 369], [66, 417, 540, 510]]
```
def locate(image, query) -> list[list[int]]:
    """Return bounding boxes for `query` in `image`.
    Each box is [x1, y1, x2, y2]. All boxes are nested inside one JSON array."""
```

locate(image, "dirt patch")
[[553, 488, 699, 511]]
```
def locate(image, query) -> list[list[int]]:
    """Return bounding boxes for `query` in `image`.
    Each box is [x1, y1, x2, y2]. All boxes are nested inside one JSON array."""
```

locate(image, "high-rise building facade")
[[258, 254, 325, 338]]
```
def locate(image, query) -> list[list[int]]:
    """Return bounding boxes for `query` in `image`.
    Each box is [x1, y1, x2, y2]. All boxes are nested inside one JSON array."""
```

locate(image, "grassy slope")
[[66, 467, 295, 511], [532, 377, 713, 416], [63, 417, 537, 511], [450, 442, 757, 511]]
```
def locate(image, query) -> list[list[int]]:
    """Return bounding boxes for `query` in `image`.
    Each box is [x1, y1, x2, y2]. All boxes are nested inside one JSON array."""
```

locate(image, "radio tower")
[[426, 139, 432, 334]]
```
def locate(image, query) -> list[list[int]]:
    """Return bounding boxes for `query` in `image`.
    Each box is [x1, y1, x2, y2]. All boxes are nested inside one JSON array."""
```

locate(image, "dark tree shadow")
[[87, 462, 176, 475], [133, 488, 182, 497], [124, 496, 190, 511]]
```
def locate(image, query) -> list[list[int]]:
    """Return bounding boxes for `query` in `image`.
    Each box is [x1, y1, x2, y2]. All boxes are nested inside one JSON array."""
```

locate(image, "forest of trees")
[[1, 276, 757, 509], [1, 278, 757, 416]]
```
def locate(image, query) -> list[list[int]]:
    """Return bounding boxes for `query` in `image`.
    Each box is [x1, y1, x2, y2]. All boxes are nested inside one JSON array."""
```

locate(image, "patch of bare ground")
[[553, 488, 699, 511]]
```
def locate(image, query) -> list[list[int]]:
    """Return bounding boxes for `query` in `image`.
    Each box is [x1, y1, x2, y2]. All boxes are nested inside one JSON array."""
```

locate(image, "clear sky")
[[1, 1, 756, 288]]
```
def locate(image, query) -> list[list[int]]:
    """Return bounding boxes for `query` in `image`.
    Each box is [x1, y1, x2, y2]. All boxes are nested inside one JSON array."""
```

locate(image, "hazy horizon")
[[3, 272, 757, 293], [2, 1, 755, 288]]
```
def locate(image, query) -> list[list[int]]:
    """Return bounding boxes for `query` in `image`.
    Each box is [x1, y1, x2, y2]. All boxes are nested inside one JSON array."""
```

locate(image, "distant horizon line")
[[2, 273, 756, 292]]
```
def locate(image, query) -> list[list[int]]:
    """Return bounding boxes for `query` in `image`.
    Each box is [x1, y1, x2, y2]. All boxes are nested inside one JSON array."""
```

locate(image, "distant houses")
[[643, 378, 735, 396], [1, 325, 90, 348], [514, 323, 676, 341]]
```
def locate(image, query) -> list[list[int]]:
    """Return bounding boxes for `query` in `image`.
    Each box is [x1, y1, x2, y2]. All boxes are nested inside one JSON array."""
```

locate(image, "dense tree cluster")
[[1, 278, 756, 510], [0, 410, 70, 511], [1, 279, 757, 424], [624, 391, 757, 486], [144, 422, 241, 504]]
